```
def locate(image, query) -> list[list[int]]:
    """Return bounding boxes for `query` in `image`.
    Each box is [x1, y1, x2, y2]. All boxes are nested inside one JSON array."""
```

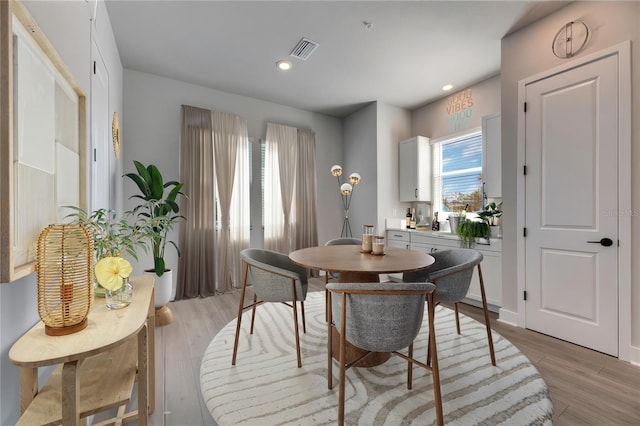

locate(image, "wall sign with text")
[[446, 89, 473, 132]]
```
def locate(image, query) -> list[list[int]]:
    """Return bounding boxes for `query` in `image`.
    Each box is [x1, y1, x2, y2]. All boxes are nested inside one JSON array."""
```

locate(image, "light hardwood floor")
[[148, 278, 640, 425]]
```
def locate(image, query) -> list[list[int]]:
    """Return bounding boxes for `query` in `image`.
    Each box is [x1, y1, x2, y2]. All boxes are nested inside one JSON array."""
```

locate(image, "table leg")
[[19, 367, 37, 414], [147, 289, 156, 414], [137, 323, 149, 425], [61, 360, 80, 425]]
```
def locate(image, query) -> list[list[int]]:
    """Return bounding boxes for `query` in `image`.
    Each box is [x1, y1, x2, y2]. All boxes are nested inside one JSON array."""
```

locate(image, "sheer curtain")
[[264, 123, 297, 252], [212, 111, 250, 292], [264, 123, 317, 253], [177, 105, 249, 298], [295, 128, 318, 249], [177, 105, 216, 298]]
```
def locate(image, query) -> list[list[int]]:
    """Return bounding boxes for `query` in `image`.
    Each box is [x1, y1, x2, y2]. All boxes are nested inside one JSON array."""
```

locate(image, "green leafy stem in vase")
[[64, 206, 149, 261]]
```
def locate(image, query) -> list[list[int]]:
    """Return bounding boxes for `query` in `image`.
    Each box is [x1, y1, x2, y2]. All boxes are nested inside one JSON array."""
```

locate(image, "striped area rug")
[[200, 291, 553, 425]]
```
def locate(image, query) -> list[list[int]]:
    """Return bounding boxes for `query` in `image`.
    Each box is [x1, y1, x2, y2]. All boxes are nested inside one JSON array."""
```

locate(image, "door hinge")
[[93, 148, 97, 162], [524, 102, 527, 112], [93, 61, 96, 75], [524, 291, 528, 301], [523, 228, 527, 237], [523, 165, 527, 175]]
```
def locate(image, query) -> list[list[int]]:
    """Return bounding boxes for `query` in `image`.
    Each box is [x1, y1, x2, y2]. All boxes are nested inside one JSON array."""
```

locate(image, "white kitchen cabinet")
[[482, 113, 501, 198], [386, 230, 410, 249], [399, 136, 431, 202], [386, 228, 502, 312]]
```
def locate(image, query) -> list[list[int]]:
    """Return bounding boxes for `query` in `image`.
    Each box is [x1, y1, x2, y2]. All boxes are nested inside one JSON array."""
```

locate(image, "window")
[[432, 130, 483, 217]]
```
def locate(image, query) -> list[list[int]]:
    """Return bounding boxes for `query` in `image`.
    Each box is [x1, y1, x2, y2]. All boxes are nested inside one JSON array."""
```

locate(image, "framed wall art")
[[1, 0, 87, 282]]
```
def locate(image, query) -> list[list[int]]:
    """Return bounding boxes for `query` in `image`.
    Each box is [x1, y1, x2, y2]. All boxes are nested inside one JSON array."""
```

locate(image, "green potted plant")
[[125, 160, 185, 322], [476, 201, 502, 226], [125, 160, 185, 276], [456, 218, 490, 248], [477, 201, 502, 238], [65, 206, 148, 260]]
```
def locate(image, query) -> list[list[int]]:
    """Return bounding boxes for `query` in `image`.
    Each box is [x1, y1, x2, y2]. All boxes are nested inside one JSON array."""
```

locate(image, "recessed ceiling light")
[[442, 84, 454, 91], [276, 60, 292, 71]]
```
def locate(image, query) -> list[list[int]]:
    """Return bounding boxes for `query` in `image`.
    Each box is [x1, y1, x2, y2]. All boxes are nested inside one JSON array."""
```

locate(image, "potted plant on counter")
[[125, 160, 186, 325], [477, 201, 502, 239], [456, 218, 490, 248]]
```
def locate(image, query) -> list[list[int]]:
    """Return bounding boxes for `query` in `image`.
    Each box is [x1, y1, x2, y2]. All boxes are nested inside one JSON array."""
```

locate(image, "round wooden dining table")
[[289, 244, 435, 283], [289, 244, 435, 367]]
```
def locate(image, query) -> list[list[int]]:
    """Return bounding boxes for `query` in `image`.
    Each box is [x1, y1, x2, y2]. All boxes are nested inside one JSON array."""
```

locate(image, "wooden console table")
[[9, 275, 155, 426]]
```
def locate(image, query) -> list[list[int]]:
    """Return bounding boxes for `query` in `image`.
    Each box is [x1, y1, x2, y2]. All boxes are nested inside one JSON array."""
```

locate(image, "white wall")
[[412, 74, 501, 141], [0, 1, 123, 424], [341, 101, 411, 240], [501, 1, 640, 357], [376, 102, 412, 232], [341, 103, 377, 239], [122, 70, 343, 281]]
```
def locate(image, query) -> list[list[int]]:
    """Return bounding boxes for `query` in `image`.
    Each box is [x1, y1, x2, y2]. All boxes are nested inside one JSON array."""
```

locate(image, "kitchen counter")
[[386, 227, 501, 248], [386, 227, 502, 311]]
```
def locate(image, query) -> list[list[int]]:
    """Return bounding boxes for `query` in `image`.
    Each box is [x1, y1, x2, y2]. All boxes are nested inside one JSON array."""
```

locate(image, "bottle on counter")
[[432, 212, 440, 231], [410, 208, 417, 229], [406, 208, 412, 229]]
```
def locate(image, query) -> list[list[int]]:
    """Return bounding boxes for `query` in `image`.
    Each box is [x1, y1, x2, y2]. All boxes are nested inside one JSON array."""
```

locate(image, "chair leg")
[[427, 291, 444, 426], [325, 288, 329, 322], [301, 301, 307, 333], [338, 293, 347, 426], [327, 291, 333, 389], [250, 293, 258, 335], [291, 279, 302, 368], [232, 263, 250, 366], [407, 343, 414, 390], [454, 302, 461, 334], [477, 264, 497, 366], [325, 271, 329, 322]]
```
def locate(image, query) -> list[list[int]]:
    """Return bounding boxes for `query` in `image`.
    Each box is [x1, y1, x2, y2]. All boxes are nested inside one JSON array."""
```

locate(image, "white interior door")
[[525, 53, 619, 356], [91, 39, 110, 212]]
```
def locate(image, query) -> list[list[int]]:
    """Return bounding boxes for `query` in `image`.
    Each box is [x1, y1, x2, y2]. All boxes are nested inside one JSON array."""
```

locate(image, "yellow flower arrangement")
[[95, 257, 133, 291]]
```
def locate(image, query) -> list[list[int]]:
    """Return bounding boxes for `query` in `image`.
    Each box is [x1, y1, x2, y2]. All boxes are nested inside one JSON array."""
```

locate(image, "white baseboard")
[[628, 344, 640, 366], [497, 308, 518, 327]]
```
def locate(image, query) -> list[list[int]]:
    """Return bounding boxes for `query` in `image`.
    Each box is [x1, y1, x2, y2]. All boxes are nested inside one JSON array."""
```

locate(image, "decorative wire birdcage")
[[36, 224, 94, 336]]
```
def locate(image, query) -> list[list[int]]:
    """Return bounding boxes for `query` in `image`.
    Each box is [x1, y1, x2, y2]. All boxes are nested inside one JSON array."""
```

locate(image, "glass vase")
[[105, 279, 133, 309]]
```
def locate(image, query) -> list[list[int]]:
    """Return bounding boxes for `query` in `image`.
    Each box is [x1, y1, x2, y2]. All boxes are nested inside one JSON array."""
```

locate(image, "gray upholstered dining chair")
[[232, 248, 309, 368], [326, 282, 444, 426], [324, 237, 362, 283], [403, 248, 496, 366]]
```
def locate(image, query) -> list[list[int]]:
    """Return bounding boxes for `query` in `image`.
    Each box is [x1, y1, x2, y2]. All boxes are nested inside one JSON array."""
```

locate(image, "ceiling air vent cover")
[[290, 37, 319, 60]]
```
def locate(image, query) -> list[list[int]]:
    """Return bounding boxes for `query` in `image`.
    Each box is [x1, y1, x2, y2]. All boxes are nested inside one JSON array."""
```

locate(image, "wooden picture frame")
[[0, 0, 86, 283]]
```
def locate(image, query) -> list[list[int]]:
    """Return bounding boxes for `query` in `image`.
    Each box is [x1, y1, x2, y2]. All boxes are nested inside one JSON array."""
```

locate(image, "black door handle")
[[587, 238, 613, 247]]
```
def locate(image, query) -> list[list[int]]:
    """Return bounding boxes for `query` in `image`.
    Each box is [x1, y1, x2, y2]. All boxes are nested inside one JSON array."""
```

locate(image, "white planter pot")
[[489, 225, 501, 239], [145, 269, 172, 308]]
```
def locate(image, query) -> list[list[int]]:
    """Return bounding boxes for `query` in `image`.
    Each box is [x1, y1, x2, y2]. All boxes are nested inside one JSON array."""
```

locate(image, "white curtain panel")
[[212, 111, 250, 292], [264, 123, 298, 252]]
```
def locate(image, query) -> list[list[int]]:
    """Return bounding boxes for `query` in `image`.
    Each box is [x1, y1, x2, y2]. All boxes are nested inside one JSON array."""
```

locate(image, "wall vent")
[[290, 37, 319, 60]]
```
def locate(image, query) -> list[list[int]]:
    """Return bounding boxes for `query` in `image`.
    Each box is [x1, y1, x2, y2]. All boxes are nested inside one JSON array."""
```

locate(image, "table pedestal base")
[[339, 271, 380, 283]]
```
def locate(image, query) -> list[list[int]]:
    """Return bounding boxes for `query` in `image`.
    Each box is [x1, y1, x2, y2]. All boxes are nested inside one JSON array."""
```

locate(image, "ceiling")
[[104, 1, 570, 118]]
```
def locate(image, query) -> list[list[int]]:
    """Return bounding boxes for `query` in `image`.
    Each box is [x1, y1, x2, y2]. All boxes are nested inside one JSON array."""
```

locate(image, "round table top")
[[289, 244, 434, 275]]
